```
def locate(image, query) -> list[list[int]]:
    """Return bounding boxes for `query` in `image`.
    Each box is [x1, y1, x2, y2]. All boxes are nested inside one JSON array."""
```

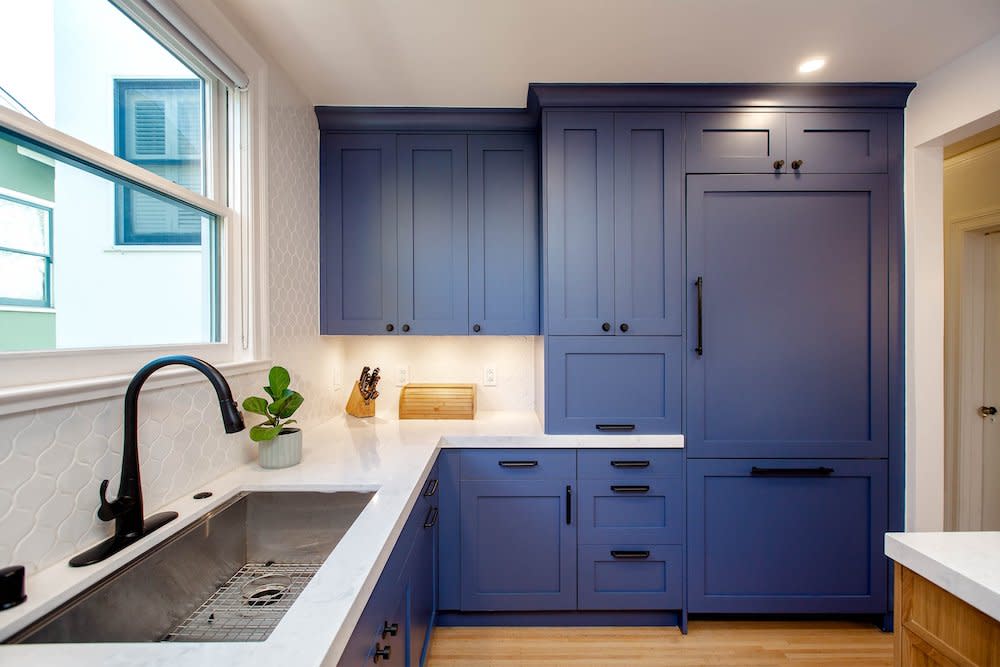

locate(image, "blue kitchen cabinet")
[[687, 458, 888, 614], [397, 135, 469, 335], [685, 112, 786, 174], [436, 450, 461, 612], [320, 133, 398, 334], [786, 113, 888, 174], [468, 134, 539, 335], [545, 336, 683, 434], [406, 466, 439, 667], [685, 174, 889, 459], [577, 544, 683, 611]]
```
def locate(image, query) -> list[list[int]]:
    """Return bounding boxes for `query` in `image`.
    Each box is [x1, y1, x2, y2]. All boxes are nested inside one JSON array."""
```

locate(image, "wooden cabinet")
[[685, 174, 889, 459], [686, 111, 888, 174], [687, 459, 888, 614], [544, 111, 683, 336]]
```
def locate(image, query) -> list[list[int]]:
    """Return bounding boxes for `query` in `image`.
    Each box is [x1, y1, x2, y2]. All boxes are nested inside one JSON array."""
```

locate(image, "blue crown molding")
[[315, 106, 537, 132], [526, 82, 916, 111]]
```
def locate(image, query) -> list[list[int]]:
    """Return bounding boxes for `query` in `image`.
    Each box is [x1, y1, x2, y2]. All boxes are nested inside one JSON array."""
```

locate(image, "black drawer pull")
[[423, 478, 438, 497], [695, 276, 704, 357], [498, 460, 538, 468], [423, 506, 438, 528], [611, 485, 650, 494], [381, 621, 398, 638], [566, 485, 573, 524], [373, 643, 391, 662], [611, 460, 650, 469], [751, 466, 835, 477], [611, 550, 650, 560], [596, 424, 635, 432]]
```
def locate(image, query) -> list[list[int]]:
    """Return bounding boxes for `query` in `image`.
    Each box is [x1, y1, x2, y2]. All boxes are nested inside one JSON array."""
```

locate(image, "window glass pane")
[[0, 128, 219, 352], [0, 250, 47, 304], [0, 196, 50, 255], [0, 0, 206, 200]]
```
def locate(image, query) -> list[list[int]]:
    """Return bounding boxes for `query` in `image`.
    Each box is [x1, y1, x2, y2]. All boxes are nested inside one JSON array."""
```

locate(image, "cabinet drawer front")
[[786, 113, 887, 173], [687, 459, 888, 614], [578, 478, 683, 544], [578, 544, 682, 610], [577, 449, 682, 478], [545, 336, 683, 434], [685, 112, 786, 173], [460, 449, 576, 480]]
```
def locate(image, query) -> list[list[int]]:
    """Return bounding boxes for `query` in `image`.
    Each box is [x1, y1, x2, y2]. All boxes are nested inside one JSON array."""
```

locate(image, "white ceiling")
[[216, 0, 1000, 107]]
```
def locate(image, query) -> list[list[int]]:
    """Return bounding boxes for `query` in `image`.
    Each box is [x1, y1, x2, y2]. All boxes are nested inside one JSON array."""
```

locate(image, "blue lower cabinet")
[[578, 544, 682, 610], [577, 478, 683, 545], [687, 458, 888, 614], [460, 479, 577, 610], [338, 563, 406, 666], [407, 465, 438, 667]]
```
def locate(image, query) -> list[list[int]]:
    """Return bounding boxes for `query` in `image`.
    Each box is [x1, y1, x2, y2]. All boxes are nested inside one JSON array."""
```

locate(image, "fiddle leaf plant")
[[242, 366, 305, 442]]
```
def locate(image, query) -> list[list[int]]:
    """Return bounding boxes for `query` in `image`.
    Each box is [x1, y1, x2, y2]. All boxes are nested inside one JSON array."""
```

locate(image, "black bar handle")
[[566, 485, 572, 525], [751, 466, 835, 477], [423, 478, 439, 497], [695, 276, 704, 357], [610, 460, 650, 469], [611, 550, 650, 560], [498, 460, 538, 468], [596, 424, 635, 432], [611, 485, 650, 494], [423, 506, 438, 528]]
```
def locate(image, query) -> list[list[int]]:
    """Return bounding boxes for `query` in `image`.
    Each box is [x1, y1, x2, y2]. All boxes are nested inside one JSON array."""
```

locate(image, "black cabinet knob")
[[791, 159, 804, 170], [473, 324, 481, 333], [381, 621, 398, 638], [373, 643, 391, 662], [773, 159, 785, 169], [385, 324, 394, 332], [401, 324, 410, 332], [0, 565, 26, 610], [601, 322, 611, 332], [619, 323, 629, 333]]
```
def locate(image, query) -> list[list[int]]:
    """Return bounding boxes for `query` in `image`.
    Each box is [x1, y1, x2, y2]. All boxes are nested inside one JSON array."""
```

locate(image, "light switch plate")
[[484, 366, 497, 387]]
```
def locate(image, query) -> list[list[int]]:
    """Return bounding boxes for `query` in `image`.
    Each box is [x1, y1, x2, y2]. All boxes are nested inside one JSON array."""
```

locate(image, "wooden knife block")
[[345, 381, 376, 418]]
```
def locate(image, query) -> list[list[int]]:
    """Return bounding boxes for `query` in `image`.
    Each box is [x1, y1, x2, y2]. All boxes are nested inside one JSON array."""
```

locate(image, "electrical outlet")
[[397, 366, 410, 386], [484, 366, 497, 387], [333, 366, 342, 388]]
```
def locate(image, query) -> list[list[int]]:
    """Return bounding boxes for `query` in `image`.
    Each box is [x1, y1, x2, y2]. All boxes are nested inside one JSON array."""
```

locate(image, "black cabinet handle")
[[498, 460, 538, 468], [596, 424, 635, 432], [381, 621, 398, 638], [602, 322, 611, 332], [791, 159, 804, 170], [611, 550, 650, 560], [472, 324, 481, 333], [611, 460, 650, 469], [423, 478, 438, 497], [611, 485, 650, 494], [566, 485, 572, 525], [401, 324, 410, 332], [619, 323, 629, 333], [751, 466, 834, 477], [695, 276, 704, 357], [773, 159, 785, 170], [373, 643, 391, 662], [423, 506, 438, 528], [385, 323, 394, 332]]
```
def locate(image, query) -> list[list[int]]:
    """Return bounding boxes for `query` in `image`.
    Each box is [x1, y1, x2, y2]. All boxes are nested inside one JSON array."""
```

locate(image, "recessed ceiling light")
[[798, 57, 826, 74]]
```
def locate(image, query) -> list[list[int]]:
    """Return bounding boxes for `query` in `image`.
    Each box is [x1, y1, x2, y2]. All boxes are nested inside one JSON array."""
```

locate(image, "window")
[[0, 193, 53, 307], [114, 79, 205, 245]]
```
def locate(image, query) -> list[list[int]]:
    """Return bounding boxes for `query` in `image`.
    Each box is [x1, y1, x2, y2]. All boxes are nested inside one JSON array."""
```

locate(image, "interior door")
[[686, 174, 889, 458], [983, 233, 1000, 530]]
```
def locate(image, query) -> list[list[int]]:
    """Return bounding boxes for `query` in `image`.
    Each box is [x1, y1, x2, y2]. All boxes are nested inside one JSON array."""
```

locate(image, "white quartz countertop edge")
[[885, 531, 1000, 622], [0, 412, 683, 666]]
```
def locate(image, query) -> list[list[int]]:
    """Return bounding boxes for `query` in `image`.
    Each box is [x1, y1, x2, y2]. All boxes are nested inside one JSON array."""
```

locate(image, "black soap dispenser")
[[0, 565, 26, 610]]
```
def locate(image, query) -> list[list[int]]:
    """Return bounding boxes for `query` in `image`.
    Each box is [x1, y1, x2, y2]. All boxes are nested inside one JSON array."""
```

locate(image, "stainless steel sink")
[[7, 491, 374, 644]]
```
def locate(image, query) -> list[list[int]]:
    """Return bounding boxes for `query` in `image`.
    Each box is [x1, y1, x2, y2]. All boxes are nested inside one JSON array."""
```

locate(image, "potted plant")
[[243, 366, 305, 469]]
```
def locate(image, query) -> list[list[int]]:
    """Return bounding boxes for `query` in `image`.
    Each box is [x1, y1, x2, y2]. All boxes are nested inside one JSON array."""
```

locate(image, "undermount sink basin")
[[8, 491, 374, 644]]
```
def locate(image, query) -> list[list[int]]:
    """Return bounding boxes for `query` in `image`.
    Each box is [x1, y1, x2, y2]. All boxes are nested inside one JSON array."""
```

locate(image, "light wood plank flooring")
[[426, 620, 892, 666]]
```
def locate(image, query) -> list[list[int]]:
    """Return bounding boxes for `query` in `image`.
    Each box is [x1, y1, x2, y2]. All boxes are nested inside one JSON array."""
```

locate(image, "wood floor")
[[426, 620, 893, 667]]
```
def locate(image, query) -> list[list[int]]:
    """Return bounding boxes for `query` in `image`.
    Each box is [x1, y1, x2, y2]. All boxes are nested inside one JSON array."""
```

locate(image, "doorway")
[[943, 125, 1000, 530]]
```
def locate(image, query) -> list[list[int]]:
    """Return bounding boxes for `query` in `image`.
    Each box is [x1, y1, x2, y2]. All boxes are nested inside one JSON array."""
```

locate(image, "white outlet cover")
[[484, 366, 497, 387], [397, 366, 410, 386]]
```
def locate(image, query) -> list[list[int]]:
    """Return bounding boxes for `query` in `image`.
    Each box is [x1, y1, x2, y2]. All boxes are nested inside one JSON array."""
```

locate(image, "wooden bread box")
[[399, 383, 476, 420]]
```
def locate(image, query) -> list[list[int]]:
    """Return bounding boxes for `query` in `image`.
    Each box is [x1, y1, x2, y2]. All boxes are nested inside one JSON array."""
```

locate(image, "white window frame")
[[0, 6, 268, 414]]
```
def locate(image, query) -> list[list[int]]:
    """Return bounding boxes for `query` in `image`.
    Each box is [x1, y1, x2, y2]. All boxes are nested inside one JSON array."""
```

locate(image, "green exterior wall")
[[0, 310, 56, 351], [0, 137, 55, 200]]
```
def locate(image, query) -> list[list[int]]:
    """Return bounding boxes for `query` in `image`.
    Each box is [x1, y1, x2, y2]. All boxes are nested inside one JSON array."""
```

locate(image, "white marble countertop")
[[0, 411, 683, 666], [885, 531, 1000, 621]]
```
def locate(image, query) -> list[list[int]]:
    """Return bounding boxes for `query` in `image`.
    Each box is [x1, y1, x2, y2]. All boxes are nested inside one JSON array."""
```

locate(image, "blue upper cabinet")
[[468, 134, 539, 335], [320, 133, 398, 334], [686, 174, 889, 459], [613, 113, 683, 336], [685, 112, 786, 174], [786, 112, 888, 173], [545, 111, 683, 336], [397, 135, 469, 335], [544, 112, 615, 335]]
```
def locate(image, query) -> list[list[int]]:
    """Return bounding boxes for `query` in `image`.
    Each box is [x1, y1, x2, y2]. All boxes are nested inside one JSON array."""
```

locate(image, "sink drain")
[[241, 574, 292, 607]]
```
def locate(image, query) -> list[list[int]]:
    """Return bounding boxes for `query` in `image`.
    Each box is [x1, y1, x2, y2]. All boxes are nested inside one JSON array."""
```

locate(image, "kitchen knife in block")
[[345, 381, 376, 417]]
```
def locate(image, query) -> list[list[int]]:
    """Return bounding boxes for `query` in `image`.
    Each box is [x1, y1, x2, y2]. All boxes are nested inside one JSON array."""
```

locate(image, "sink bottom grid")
[[162, 562, 322, 642]]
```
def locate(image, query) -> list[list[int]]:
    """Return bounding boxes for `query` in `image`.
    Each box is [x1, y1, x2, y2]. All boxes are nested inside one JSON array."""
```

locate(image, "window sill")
[[0, 305, 55, 314], [103, 245, 203, 254], [0, 358, 271, 417]]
